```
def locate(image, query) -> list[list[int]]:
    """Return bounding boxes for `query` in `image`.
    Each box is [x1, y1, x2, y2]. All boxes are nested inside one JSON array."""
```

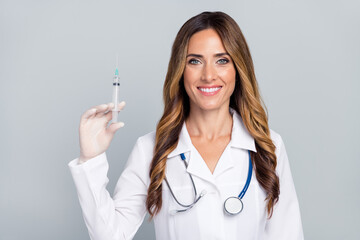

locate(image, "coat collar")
[[167, 108, 257, 159]]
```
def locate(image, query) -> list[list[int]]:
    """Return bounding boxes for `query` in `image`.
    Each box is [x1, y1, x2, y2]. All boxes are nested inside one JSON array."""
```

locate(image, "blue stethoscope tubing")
[[238, 150, 253, 199], [164, 150, 253, 215]]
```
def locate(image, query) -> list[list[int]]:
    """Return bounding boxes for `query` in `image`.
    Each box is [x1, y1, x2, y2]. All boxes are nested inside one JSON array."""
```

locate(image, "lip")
[[197, 85, 222, 88], [197, 86, 222, 96]]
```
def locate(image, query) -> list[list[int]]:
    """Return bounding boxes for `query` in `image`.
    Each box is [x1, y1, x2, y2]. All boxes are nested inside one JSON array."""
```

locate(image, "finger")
[[96, 102, 114, 117], [105, 101, 126, 122], [94, 103, 112, 118], [110, 101, 126, 111], [107, 121, 125, 134], [119, 101, 126, 110], [81, 108, 97, 122], [97, 101, 125, 118], [107, 102, 115, 112]]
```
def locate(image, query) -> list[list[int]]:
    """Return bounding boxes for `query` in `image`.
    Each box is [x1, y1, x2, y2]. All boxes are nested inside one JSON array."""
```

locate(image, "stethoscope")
[[164, 150, 253, 215]]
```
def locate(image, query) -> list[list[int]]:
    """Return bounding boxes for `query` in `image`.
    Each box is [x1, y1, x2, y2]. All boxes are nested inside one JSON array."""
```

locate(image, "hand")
[[78, 101, 126, 164]]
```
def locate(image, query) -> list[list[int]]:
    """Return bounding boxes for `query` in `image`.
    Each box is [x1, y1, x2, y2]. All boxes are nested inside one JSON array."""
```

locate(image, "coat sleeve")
[[68, 137, 150, 240], [264, 132, 304, 239]]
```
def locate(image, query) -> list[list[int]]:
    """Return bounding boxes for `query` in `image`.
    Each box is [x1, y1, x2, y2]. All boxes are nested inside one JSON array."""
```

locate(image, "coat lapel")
[[229, 108, 257, 153], [186, 145, 216, 184]]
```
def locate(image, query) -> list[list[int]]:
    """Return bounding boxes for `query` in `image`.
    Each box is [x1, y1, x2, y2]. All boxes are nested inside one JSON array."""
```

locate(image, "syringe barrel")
[[112, 85, 120, 109], [112, 82, 120, 123], [112, 110, 118, 123]]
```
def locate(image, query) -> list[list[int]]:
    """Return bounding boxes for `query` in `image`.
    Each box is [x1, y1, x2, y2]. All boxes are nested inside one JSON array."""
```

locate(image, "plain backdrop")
[[1, 0, 359, 239]]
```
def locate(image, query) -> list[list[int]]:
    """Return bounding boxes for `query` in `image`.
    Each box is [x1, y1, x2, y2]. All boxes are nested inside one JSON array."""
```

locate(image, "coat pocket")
[[165, 185, 202, 240]]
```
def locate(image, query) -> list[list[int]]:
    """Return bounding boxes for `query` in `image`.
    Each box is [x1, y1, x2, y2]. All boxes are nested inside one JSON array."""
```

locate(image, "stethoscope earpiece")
[[170, 210, 178, 216], [200, 189, 207, 197]]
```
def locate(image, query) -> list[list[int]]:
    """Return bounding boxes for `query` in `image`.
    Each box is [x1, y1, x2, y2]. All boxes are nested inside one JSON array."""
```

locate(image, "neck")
[[185, 105, 233, 140]]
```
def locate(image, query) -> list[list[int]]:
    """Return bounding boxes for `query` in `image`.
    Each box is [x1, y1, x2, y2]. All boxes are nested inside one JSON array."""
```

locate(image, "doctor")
[[69, 11, 304, 240]]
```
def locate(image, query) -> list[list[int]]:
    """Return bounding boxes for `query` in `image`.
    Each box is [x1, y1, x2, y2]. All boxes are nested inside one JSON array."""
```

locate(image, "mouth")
[[197, 86, 222, 96]]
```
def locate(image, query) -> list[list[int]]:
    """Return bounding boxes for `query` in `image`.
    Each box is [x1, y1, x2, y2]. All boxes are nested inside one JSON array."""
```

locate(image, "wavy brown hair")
[[146, 11, 280, 219]]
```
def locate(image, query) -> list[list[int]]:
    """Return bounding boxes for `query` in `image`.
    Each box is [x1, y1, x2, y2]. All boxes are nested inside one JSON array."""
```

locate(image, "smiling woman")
[[69, 11, 304, 240], [149, 11, 282, 220]]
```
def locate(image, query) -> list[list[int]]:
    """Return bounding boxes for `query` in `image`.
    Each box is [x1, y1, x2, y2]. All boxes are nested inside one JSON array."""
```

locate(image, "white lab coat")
[[68, 109, 304, 240]]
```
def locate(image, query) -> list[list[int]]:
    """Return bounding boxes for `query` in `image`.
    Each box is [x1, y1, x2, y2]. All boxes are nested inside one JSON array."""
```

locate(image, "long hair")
[[146, 11, 280, 219]]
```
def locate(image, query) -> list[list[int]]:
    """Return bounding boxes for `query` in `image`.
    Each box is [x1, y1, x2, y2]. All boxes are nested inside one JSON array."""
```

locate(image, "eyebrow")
[[186, 53, 230, 58]]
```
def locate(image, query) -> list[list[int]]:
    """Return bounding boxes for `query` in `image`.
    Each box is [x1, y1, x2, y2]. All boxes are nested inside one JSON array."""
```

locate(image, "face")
[[183, 28, 236, 112]]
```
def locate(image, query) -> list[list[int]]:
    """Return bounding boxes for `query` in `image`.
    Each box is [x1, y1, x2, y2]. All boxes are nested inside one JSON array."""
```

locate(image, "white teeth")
[[198, 87, 221, 93]]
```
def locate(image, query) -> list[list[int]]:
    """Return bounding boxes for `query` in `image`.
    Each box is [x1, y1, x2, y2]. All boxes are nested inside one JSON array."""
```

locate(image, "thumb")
[[108, 121, 125, 134]]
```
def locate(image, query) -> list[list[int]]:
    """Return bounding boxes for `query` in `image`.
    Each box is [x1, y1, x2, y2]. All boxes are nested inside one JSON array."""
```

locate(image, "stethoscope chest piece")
[[224, 196, 243, 215]]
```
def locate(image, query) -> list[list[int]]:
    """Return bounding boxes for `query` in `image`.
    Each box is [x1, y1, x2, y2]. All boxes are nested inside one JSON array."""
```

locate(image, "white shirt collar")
[[167, 108, 257, 159]]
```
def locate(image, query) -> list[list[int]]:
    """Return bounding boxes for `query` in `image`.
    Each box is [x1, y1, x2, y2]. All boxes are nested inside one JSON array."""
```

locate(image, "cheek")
[[183, 68, 197, 91], [183, 67, 195, 81], [219, 68, 236, 86], [183, 72, 192, 97]]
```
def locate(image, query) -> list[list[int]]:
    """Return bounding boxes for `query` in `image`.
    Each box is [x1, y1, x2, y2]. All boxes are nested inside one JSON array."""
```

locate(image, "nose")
[[201, 63, 217, 82]]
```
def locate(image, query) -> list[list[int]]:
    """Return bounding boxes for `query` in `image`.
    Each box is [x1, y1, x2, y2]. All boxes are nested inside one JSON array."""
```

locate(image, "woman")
[[69, 11, 304, 240]]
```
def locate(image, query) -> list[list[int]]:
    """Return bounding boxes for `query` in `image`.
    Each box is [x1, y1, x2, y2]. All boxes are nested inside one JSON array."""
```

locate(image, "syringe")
[[112, 64, 120, 123]]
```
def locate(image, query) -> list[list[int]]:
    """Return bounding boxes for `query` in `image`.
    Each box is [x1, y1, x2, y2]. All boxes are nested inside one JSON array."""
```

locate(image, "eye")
[[217, 58, 229, 64], [188, 58, 201, 65]]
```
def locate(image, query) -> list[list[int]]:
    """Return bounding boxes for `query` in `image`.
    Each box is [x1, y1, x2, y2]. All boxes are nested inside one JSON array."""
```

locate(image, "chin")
[[196, 104, 224, 111], [190, 98, 230, 112]]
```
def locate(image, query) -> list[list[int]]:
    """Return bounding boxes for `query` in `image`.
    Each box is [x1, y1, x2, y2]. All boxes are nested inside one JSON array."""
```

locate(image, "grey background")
[[1, 0, 359, 239]]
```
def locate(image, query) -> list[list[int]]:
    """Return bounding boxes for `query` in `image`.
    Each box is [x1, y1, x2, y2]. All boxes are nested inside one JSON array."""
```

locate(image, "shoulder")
[[125, 130, 156, 182], [131, 130, 156, 161], [269, 128, 285, 157], [136, 130, 156, 149], [269, 128, 292, 178]]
